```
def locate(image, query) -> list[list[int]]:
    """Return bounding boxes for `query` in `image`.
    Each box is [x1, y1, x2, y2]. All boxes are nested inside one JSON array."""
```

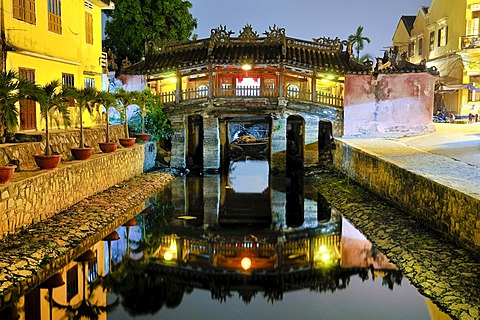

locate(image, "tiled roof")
[[124, 34, 370, 75]]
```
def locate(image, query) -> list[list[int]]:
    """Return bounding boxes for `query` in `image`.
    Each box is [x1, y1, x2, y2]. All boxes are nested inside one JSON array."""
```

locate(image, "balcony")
[[157, 85, 344, 108]]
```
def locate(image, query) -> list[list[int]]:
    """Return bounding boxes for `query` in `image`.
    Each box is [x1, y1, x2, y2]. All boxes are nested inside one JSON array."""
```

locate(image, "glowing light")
[[319, 245, 328, 253], [241, 257, 252, 270], [321, 79, 330, 83], [169, 241, 177, 251], [166, 77, 177, 83], [327, 74, 335, 80], [321, 253, 331, 262], [164, 251, 174, 261], [241, 64, 252, 71]]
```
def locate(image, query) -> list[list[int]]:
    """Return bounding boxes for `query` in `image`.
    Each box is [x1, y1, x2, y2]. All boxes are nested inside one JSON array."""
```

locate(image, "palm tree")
[[38, 80, 71, 157], [69, 87, 100, 149], [0, 70, 40, 141], [348, 26, 371, 63], [114, 88, 138, 147], [97, 91, 117, 143]]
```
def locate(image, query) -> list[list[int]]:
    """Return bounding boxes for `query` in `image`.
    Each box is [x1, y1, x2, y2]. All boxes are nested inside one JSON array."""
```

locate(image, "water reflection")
[[0, 160, 451, 319]]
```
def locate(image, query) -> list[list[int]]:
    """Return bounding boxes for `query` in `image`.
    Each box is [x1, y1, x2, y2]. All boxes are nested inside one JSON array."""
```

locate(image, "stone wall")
[[0, 125, 125, 169], [0, 144, 145, 239], [333, 140, 480, 254]]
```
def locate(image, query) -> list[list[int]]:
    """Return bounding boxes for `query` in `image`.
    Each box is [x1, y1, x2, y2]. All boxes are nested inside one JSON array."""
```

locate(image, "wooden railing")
[[157, 86, 343, 107]]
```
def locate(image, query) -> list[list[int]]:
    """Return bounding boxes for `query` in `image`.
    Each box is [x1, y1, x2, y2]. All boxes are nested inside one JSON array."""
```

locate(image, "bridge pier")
[[203, 115, 220, 172], [170, 117, 187, 169], [270, 116, 287, 171]]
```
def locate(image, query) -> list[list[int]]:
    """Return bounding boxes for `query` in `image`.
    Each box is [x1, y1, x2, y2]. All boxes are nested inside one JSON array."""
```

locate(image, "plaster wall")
[[344, 73, 436, 137]]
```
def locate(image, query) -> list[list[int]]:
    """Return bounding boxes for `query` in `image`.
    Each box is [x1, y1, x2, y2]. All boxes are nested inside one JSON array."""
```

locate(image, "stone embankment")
[[310, 170, 480, 320], [333, 138, 480, 256], [0, 125, 157, 239], [0, 171, 174, 310]]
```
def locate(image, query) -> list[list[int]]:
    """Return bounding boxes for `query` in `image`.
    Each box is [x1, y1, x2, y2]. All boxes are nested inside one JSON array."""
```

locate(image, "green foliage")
[[104, 0, 197, 66], [348, 26, 371, 63], [0, 70, 41, 136]]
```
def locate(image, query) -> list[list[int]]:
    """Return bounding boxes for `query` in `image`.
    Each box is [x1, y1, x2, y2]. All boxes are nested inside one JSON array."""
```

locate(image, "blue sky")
[[189, 0, 431, 58]]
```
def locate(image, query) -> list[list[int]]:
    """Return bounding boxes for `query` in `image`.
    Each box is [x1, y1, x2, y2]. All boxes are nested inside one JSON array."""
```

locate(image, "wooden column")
[[312, 71, 317, 103], [208, 64, 214, 99], [175, 70, 182, 103], [278, 64, 284, 98]]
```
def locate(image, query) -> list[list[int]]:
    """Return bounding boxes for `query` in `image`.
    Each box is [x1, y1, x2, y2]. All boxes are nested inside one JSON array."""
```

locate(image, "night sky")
[[189, 0, 431, 58]]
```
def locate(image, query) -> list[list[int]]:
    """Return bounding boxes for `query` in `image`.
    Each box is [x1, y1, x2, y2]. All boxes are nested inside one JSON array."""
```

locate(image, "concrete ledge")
[[0, 144, 146, 239], [333, 138, 480, 255]]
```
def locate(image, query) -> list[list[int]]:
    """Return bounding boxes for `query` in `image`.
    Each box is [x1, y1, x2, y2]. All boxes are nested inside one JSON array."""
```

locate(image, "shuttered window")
[[13, 0, 36, 24], [85, 12, 93, 44], [48, 0, 62, 34]]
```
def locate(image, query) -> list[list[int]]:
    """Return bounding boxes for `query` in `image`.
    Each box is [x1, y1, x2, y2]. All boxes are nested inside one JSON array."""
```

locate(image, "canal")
[[1, 159, 470, 319]]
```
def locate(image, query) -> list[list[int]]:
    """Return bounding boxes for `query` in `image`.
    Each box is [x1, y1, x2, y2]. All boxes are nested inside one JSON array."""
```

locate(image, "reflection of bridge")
[[125, 25, 370, 172]]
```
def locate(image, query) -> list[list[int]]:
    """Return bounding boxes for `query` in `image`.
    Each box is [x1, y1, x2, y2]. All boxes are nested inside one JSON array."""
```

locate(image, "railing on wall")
[[157, 85, 343, 107]]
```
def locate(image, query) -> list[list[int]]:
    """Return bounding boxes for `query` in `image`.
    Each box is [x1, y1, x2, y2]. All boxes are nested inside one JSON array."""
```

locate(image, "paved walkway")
[[338, 123, 480, 200]]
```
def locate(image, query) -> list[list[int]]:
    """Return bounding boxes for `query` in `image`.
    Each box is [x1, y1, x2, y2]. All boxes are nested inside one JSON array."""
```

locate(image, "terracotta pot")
[[98, 142, 118, 153], [135, 133, 152, 142], [34, 154, 61, 170], [71, 147, 94, 160], [0, 165, 16, 184], [119, 137, 137, 148]]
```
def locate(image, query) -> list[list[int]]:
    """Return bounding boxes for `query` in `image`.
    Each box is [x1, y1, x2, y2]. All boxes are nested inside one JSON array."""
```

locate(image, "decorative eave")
[[123, 24, 370, 76]]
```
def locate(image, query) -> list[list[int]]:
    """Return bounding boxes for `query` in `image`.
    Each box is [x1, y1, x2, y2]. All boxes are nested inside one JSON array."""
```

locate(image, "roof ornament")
[[209, 25, 234, 56], [238, 24, 259, 40], [263, 24, 286, 43], [312, 37, 347, 52]]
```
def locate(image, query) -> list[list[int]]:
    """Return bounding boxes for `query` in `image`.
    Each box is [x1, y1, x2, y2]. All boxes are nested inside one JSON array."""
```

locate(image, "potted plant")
[[114, 88, 137, 148], [34, 80, 71, 170], [0, 70, 40, 143], [133, 89, 153, 142], [0, 164, 16, 184], [68, 87, 99, 160], [97, 91, 118, 153]]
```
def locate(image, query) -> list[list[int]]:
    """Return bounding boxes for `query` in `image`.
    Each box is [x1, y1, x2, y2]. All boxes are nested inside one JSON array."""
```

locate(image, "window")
[[429, 31, 435, 51], [84, 77, 94, 88], [418, 38, 423, 56], [85, 12, 93, 44], [438, 26, 448, 47], [48, 0, 61, 34], [62, 73, 74, 87], [409, 42, 415, 57], [66, 265, 79, 302], [13, 0, 36, 24]]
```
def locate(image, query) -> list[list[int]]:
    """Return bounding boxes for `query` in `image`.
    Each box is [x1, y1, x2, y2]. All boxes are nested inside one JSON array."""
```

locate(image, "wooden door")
[[18, 68, 36, 130]]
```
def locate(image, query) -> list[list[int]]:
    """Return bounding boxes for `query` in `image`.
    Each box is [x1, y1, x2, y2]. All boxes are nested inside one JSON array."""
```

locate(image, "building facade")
[[393, 0, 480, 116], [0, 0, 112, 132]]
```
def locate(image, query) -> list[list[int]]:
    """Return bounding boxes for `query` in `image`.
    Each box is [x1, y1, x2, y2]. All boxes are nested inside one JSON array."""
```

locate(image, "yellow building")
[[393, 0, 480, 116], [0, 0, 112, 131]]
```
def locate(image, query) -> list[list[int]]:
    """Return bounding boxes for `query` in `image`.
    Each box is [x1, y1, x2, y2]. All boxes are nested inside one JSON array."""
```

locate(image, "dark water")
[[1, 160, 450, 320]]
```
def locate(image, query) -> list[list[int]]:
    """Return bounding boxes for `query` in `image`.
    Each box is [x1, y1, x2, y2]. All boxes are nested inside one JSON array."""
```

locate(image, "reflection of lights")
[[241, 257, 252, 270], [169, 241, 177, 251], [319, 245, 327, 253], [321, 253, 331, 262], [164, 251, 174, 261], [241, 64, 252, 71]]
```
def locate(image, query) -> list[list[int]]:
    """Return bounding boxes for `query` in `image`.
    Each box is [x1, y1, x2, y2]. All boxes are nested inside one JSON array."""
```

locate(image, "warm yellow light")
[[319, 245, 328, 253], [327, 75, 335, 80], [321, 253, 331, 262], [321, 79, 330, 83], [166, 77, 177, 83], [169, 241, 177, 251], [241, 257, 252, 270], [164, 251, 174, 261], [241, 64, 252, 71]]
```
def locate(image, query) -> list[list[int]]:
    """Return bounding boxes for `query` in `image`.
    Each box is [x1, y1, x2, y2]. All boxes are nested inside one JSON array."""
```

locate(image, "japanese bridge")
[[125, 24, 370, 172]]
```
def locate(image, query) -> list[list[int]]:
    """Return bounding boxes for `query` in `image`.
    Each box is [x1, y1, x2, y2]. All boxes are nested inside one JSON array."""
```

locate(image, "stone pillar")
[[203, 115, 220, 172], [170, 117, 186, 169], [304, 115, 320, 168], [271, 115, 287, 171], [203, 174, 219, 227]]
